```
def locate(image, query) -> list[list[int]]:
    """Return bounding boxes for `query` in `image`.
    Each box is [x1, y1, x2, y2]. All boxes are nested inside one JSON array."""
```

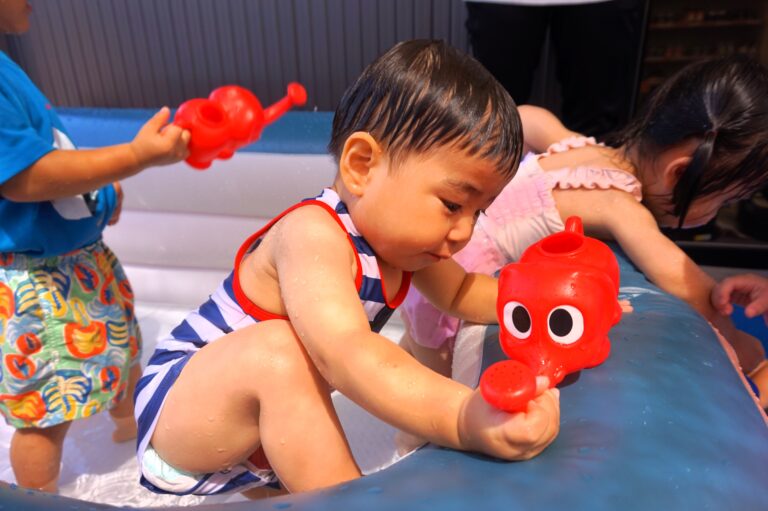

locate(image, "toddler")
[[0, 0, 189, 492], [134, 39, 561, 498]]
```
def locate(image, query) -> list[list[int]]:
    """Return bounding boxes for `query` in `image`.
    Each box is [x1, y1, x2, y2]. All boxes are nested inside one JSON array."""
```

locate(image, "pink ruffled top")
[[521, 135, 643, 201]]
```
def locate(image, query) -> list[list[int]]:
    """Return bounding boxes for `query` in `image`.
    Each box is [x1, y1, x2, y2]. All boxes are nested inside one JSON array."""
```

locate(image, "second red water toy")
[[480, 216, 623, 413], [173, 83, 307, 169]]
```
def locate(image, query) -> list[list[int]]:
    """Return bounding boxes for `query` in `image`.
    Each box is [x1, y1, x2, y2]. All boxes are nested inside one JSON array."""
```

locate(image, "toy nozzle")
[[263, 82, 307, 125]]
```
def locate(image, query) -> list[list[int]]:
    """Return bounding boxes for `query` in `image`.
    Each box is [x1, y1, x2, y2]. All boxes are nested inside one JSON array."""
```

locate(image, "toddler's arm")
[[265, 206, 559, 460], [518, 105, 581, 154], [558, 188, 766, 370], [0, 108, 189, 201], [412, 257, 499, 325], [712, 274, 768, 323]]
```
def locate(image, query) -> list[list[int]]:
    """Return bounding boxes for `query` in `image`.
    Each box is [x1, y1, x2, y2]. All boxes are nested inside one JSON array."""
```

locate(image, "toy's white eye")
[[547, 305, 584, 345], [503, 301, 531, 339]]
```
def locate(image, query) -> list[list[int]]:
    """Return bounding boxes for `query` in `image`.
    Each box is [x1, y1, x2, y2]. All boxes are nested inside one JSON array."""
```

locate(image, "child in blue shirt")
[[0, 1, 189, 492]]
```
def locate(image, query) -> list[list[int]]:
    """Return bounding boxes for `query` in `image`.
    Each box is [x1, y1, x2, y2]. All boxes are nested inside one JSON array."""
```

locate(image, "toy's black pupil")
[[550, 309, 573, 336], [512, 306, 531, 332]]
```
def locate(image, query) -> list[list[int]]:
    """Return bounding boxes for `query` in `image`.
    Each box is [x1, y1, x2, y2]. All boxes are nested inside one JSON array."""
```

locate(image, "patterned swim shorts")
[[0, 241, 141, 429]]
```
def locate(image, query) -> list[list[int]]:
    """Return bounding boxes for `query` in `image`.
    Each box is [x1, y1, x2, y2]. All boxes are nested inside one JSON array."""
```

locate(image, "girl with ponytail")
[[401, 55, 768, 409]]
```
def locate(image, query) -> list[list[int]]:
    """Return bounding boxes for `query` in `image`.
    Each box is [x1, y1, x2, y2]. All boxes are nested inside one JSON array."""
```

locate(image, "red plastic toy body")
[[479, 216, 623, 412], [173, 83, 307, 169]]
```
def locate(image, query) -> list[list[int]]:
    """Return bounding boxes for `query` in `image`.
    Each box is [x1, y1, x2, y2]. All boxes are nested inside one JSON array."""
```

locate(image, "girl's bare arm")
[[556, 188, 765, 370], [519, 105, 581, 154]]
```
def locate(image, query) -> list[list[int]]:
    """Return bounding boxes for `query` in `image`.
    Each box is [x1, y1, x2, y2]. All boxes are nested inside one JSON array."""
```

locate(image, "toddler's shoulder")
[[274, 201, 351, 246]]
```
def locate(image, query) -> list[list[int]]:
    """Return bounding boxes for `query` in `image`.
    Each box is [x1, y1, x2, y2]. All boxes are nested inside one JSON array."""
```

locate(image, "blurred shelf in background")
[[638, 0, 766, 103]]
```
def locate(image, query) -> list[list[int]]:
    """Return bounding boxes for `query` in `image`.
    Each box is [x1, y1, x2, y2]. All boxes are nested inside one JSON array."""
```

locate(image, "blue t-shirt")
[[0, 51, 116, 257]]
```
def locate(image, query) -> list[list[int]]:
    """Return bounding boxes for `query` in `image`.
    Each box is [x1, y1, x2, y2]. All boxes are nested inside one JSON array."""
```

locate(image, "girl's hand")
[[712, 274, 768, 324], [130, 107, 191, 168], [107, 182, 123, 225], [458, 376, 560, 460]]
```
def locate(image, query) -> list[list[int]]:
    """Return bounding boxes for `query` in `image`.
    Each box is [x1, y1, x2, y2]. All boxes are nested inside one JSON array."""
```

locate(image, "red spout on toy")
[[264, 83, 308, 125], [173, 82, 307, 170], [479, 216, 623, 413]]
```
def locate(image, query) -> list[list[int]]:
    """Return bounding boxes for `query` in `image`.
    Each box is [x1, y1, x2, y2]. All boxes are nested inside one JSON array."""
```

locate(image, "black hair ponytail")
[[606, 56, 768, 227]]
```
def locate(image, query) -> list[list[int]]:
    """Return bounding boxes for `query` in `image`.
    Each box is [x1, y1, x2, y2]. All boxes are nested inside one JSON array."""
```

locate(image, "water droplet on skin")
[[216, 447, 226, 453], [207, 416, 214, 422]]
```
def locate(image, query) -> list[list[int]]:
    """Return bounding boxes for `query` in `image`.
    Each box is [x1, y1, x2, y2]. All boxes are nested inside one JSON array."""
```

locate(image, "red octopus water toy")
[[480, 216, 623, 412], [173, 83, 307, 169]]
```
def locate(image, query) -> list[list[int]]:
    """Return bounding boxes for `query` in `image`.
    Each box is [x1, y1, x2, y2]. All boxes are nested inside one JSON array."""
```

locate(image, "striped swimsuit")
[[134, 188, 412, 495]]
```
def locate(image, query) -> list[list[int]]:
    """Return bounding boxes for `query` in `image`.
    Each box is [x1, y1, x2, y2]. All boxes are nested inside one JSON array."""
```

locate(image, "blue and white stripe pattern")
[[134, 187, 410, 495], [322, 188, 409, 332]]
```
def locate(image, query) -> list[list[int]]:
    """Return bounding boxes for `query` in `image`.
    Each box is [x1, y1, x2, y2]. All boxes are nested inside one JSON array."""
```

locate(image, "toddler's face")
[[0, 0, 31, 34], [353, 146, 509, 272]]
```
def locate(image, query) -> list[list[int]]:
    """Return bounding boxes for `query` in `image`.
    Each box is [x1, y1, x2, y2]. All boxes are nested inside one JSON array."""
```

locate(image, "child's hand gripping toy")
[[173, 83, 307, 169], [480, 216, 623, 413]]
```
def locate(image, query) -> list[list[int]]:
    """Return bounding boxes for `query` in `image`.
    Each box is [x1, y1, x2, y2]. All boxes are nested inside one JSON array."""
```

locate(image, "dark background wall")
[[2, 0, 472, 111]]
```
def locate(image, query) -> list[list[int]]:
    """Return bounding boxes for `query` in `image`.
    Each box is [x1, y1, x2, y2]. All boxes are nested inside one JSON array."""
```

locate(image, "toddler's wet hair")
[[329, 39, 522, 178]]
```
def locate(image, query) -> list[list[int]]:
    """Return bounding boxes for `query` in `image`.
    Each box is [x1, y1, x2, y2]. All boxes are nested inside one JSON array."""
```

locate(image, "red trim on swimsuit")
[[231, 200, 365, 321]]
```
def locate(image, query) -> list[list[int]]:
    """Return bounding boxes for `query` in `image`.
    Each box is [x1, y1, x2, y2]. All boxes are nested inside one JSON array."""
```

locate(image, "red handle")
[[565, 215, 583, 234]]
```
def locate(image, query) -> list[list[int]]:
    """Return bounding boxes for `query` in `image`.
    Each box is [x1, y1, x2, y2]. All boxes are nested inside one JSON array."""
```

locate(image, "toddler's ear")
[[339, 132, 382, 197], [663, 154, 693, 190]]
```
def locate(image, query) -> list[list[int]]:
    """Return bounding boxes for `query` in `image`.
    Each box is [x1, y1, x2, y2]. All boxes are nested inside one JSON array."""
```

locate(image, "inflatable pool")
[[1, 110, 766, 510]]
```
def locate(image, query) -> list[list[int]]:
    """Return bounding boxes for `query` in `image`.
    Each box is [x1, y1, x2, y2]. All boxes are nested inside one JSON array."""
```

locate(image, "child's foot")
[[111, 415, 138, 443]]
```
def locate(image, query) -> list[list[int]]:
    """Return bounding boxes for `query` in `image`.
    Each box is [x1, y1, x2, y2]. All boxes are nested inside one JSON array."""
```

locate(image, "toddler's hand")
[[130, 107, 190, 168], [712, 274, 768, 324], [458, 376, 560, 461]]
